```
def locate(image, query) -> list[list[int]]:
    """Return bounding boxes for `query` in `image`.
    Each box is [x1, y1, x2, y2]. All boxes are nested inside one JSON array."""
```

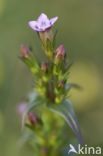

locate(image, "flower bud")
[[55, 44, 65, 64], [55, 95, 63, 104], [41, 62, 48, 73], [28, 112, 42, 126], [20, 44, 30, 58], [55, 97, 61, 104], [58, 80, 65, 88]]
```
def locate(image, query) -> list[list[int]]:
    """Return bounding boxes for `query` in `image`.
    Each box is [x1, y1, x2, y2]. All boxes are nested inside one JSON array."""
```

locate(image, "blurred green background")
[[0, 0, 103, 155]]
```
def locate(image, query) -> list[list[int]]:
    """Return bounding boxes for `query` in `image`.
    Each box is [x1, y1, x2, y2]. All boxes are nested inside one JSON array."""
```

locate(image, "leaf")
[[65, 83, 83, 91], [48, 99, 84, 144], [46, 38, 53, 52], [25, 123, 35, 131], [52, 29, 58, 48], [18, 129, 33, 148]]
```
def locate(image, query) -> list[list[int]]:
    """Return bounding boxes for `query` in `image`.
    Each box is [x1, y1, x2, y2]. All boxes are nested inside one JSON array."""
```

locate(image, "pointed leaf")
[[65, 83, 83, 91], [49, 99, 83, 144]]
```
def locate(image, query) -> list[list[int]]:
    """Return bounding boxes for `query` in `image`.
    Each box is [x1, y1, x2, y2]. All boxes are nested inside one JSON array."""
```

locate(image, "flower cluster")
[[20, 13, 70, 105]]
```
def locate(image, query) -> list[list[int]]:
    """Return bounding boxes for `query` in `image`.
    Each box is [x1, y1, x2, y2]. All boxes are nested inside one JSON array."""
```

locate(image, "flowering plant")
[[19, 13, 83, 156]]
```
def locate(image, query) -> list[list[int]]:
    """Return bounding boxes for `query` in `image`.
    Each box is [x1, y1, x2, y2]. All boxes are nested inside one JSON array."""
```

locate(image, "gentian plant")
[[19, 13, 83, 156]]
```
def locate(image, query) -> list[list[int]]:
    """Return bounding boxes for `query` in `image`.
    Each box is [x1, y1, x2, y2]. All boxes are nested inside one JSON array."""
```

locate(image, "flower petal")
[[37, 13, 49, 23], [50, 16, 58, 25], [28, 21, 40, 31], [37, 13, 51, 30]]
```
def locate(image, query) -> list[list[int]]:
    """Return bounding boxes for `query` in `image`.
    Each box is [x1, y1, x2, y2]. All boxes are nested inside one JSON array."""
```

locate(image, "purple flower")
[[28, 13, 58, 32]]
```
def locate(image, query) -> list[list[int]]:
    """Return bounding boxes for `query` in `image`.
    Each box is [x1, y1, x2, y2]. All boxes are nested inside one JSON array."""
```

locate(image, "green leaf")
[[46, 38, 53, 51], [52, 29, 58, 48], [65, 83, 83, 91], [25, 123, 35, 131], [48, 99, 84, 144]]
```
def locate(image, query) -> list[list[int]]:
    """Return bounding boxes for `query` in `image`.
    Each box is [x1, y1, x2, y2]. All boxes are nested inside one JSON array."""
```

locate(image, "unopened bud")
[[58, 80, 65, 88], [28, 112, 41, 125], [20, 44, 30, 58], [55, 97, 61, 104], [55, 44, 65, 64], [55, 95, 63, 104], [41, 62, 48, 73]]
